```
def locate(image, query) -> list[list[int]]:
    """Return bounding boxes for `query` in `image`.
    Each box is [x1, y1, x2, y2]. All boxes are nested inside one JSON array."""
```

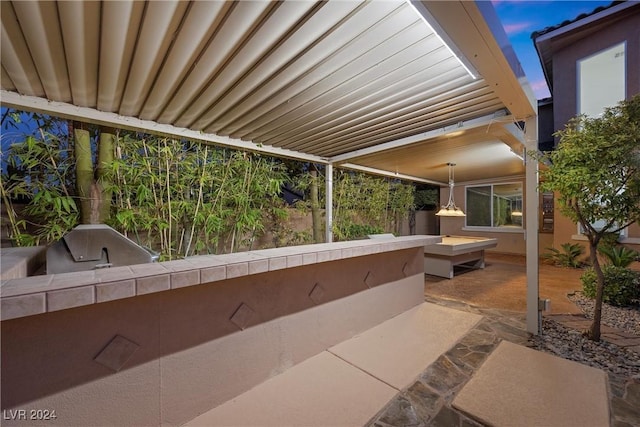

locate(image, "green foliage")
[[344, 224, 385, 240], [538, 95, 640, 243], [2, 108, 414, 256], [414, 187, 438, 210], [537, 95, 640, 339], [265, 199, 313, 248], [543, 243, 585, 268], [581, 265, 640, 307], [1, 109, 292, 257], [2, 121, 80, 245], [332, 170, 414, 241], [598, 244, 639, 268], [105, 136, 288, 259]]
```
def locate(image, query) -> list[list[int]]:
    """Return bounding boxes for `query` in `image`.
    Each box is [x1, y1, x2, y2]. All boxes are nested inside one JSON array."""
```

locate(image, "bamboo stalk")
[[74, 125, 94, 223], [185, 146, 207, 257], [165, 139, 172, 260]]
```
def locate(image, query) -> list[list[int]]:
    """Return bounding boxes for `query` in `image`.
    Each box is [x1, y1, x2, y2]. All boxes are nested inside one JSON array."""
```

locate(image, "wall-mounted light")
[[436, 162, 465, 217]]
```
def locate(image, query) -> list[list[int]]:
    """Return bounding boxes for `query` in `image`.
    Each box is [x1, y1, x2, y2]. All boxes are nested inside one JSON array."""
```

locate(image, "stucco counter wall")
[[1, 235, 438, 426]]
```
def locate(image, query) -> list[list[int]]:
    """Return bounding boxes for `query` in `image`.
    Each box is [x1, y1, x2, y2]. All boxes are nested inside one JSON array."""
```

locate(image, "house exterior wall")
[[551, 198, 640, 254], [547, 7, 640, 252], [438, 178, 553, 255], [551, 10, 640, 139]]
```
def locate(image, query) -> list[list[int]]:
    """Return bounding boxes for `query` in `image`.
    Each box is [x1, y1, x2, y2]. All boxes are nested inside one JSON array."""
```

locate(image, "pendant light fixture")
[[436, 162, 465, 217]]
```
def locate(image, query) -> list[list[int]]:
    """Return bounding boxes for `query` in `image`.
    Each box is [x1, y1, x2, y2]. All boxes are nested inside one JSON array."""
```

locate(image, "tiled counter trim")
[[0, 236, 440, 321]]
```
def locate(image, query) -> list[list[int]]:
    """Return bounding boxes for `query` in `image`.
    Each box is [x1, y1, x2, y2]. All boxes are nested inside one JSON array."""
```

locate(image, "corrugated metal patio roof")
[[1, 0, 536, 184]]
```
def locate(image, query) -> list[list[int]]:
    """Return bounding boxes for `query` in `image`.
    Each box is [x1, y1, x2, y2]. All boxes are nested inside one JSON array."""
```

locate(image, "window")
[[578, 42, 625, 117], [466, 183, 523, 229], [574, 183, 629, 240], [575, 222, 628, 242]]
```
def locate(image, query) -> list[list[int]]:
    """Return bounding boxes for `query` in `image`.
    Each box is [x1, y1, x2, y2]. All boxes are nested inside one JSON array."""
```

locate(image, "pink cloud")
[[530, 79, 548, 91], [503, 21, 533, 35], [530, 78, 550, 99]]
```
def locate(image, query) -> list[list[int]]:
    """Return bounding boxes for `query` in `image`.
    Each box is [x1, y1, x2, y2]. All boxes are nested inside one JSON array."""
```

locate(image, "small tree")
[[538, 95, 640, 340]]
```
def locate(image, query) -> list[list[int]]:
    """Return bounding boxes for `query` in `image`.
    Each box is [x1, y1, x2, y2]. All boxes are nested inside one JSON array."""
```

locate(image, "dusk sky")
[[491, 0, 613, 99]]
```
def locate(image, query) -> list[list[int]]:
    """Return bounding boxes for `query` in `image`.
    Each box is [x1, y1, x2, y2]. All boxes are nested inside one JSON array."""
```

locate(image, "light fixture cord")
[[446, 163, 457, 208]]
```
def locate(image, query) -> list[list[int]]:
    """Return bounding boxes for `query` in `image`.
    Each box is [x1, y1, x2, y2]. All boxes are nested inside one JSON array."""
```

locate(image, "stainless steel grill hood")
[[46, 224, 159, 274]]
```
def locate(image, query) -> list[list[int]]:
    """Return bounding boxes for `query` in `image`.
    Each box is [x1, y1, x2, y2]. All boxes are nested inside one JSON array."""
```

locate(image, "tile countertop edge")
[[0, 235, 441, 320]]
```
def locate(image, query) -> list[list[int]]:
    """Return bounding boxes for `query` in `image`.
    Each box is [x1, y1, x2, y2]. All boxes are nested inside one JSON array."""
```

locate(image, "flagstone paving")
[[366, 296, 640, 427]]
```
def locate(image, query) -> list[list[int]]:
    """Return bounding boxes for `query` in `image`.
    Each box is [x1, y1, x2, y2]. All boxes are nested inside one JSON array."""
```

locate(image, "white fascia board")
[[534, 2, 637, 44], [330, 112, 504, 164], [339, 163, 446, 186], [0, 90, 328, 164]]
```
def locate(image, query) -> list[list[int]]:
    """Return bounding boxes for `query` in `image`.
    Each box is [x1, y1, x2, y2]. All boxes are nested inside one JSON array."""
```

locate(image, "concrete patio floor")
[[182, 252, 639, 426], [424, 253, 585, 314], [184, 301, 613, 427]]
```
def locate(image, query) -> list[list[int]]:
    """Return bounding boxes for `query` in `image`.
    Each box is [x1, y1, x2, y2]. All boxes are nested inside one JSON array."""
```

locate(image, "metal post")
[[525, 116, 540, 334], [325, 163, 333, 243]]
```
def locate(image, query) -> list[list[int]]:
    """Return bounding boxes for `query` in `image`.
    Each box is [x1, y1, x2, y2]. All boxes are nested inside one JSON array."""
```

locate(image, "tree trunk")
[[588, 240, 605, 341], [97, 128, 115, 222], [74, 124, 95, 224], [310, 167, 322, 243], [409, 208, 416, 235]]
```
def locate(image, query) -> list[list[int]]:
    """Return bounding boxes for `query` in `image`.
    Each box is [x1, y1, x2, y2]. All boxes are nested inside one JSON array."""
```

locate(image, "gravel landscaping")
[[568, 291, 640, 336], [528, 293, 640, 379]]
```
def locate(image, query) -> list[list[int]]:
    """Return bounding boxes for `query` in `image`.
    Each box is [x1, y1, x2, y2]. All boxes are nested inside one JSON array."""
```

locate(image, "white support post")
[[325, 163, 333, 243], [525, 116, 540, 334]]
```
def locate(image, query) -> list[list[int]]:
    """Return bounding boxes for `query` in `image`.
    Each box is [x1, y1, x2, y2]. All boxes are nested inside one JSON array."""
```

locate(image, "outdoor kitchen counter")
[[0, 235, 441, 321]]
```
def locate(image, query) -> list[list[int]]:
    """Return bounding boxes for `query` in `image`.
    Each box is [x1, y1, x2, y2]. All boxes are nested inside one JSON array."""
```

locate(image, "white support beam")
[[330, 112, 506, 164], [325, 163, 334, 243], [524, 115, 539, 334], [502, 122, 526, 145], [339, 163, 446, 186], [494, 121, 527, 154], [0, 90, 329, 164]]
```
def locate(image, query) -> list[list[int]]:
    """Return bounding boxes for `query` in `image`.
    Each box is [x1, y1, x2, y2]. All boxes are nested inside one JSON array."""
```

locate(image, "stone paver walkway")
[[367, 296, 640, 427], [545, 313, 640, 427]]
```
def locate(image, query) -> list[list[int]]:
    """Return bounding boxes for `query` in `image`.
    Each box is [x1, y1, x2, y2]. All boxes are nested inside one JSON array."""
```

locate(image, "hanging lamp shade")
[[436, 163, 465, 217]]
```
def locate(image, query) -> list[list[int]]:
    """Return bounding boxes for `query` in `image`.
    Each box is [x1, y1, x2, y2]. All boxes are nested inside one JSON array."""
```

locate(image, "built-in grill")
[[46, 224, 159, 274]]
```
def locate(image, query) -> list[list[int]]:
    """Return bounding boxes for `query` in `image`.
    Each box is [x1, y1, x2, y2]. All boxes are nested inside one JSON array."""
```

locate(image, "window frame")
[[577, 41, 626, 117], [463, 182, 524, 233]]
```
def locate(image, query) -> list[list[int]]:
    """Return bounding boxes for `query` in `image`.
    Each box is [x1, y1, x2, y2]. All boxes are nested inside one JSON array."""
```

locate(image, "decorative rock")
[[406, 381, 442, 415], [420, 356, 469, 396], [611, 396, 640, 425], [375, 396, 426, 427], [568, 292, 640, 336], [429, 405, 461, 427], [529, 318, 640, 378]]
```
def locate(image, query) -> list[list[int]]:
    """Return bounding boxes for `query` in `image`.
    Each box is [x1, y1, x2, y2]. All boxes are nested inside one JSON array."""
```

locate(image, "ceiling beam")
[[339, 163, 446, 186], [0, 90, 328, 164], [329, 110, 507, 164]]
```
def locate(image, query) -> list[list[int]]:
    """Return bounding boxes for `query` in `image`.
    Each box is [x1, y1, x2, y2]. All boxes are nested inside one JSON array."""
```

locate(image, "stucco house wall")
[[438, 177, 553, 255], [540, 4, 640, 253]]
